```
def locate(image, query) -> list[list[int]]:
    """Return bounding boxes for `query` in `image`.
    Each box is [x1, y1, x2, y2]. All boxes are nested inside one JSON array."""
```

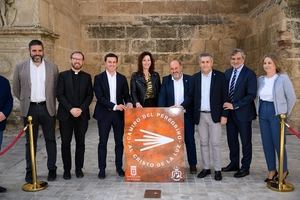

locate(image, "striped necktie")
[[229, 69, 237, 101]]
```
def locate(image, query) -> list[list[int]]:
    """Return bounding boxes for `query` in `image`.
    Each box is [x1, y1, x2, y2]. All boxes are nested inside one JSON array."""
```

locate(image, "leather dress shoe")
[[116, 168, 125, 177], [234, 169, 249, 178], [75, 169, 84, 178], [47, 169, 57, 181], [0, 186, 7, 193], [197, 169, 211, 178], [63, 171, 71, 180], [98, 170, 106, 179], [222, 164, 239, 172], [189, 165, 197, 174], [214, 171, 222, 181], [25, 171, 32, 183]]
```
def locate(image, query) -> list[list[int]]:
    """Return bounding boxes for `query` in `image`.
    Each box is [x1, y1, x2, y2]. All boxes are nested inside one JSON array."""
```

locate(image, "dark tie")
[[229, 69, 237, 101]]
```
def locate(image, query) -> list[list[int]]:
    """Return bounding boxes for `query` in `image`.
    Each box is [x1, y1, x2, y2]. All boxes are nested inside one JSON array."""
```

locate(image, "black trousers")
[[59, 117, 88, 172], [24, 104, 57, 173], [97, 111, 124, 171], [184, 115, 197, 166], [226, 112, 253, 170]]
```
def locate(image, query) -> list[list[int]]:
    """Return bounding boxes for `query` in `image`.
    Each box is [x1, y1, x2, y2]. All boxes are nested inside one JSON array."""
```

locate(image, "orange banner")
[[124, 107, 185, 182]]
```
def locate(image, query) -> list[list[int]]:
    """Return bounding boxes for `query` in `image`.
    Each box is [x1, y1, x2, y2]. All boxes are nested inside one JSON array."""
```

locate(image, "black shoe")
[[63, 171, 71, 180], [197, 169, 211, 178], [98, 170, 106, 179], [75, 169, 84, 178], [222, 164, 239, 172], [47, 170, 57, 181], [116, 168, 125, 177], [214, 171, 222, 181], [189, 165, 197, 174], [0, 186, 7, 193], [264, 171, 278, 183], [25, 171, 32, 183], [234, 169, 249, 178]]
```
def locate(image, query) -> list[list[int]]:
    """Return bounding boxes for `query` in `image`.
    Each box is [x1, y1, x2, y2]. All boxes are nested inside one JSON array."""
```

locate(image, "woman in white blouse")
[[257, 53, 296, 183]]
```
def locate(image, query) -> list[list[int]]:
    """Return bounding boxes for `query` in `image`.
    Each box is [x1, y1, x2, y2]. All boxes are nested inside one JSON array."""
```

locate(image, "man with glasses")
[[56, 51, 93, 180]]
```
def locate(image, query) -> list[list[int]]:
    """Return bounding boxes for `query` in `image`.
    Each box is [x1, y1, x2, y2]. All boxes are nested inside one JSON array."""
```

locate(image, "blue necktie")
[[229, 69, 237, 101]]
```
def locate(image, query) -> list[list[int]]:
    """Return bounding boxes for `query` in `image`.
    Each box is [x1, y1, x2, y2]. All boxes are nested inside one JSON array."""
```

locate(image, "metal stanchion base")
[[22, 181, 48, 192], [267, 180, 294, 192]]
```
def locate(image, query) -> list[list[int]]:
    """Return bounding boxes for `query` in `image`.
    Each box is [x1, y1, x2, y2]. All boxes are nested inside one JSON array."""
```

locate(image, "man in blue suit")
[[158, 59, 197, 174], [222, 48, 257, 178], [0, 74, 13, 193], [93, 53, 133, 179]]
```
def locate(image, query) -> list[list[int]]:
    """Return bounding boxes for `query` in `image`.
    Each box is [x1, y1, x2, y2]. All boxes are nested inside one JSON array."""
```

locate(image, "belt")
[[200, 111, 211, 113], [30, 101, 46, 105]]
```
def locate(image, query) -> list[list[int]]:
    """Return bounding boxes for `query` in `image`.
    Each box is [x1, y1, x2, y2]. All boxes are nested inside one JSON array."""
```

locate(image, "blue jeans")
[[259, 100, 287, 172], [0, 130, 3, 150]]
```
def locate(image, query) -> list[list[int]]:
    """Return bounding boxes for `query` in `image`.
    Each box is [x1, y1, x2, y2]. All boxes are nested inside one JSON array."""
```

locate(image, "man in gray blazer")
[[13, 39, 58, 183]]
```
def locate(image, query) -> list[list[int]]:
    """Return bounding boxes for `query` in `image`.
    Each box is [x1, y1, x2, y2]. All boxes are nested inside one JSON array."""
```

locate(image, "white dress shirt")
[[30, 59, 46, 102], [172, 75, 184, 106], [106, 71, 118, 111], [201, 71, 212, 111]]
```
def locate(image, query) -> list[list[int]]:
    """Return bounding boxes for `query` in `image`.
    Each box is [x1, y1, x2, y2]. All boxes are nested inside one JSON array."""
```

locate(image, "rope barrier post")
[[267, 114, 294, 192], [22, 116, 48, 192]]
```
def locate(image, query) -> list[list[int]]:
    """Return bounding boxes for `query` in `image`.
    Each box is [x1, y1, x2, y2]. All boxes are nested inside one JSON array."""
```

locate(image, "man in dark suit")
[[93, 53, 133, 179], [0, 74, 13, 193], [13, 39, 58, 183], [222, 48, 257, 178], [182, 53, 228, 181], [158, 59, 197, 174], [57, 51, 93, 180]]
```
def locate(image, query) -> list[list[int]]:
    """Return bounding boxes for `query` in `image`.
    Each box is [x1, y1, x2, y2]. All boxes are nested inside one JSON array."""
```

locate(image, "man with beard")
[[13, 39, 58, 183], [56, 51, 93, 179]]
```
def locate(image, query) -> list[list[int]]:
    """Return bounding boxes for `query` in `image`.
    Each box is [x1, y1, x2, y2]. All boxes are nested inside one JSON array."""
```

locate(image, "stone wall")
[[242, 0, 300, 128], [79, 0, 250, 78]]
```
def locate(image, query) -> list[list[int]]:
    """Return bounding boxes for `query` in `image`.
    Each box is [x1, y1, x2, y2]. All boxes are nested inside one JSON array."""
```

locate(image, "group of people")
[[0, 39, 296, 192]]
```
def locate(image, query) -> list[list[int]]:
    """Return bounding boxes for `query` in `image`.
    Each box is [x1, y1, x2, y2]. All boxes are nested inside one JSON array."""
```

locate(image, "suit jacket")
[[93, 71, 132, 121], [56, 70, 94, 121], [0, 75, 13, 131], [182, 70, 228, 124], [224, 65, 257, 121], [13, 59, 58, 117], [158, 74, 193, 120], [130, 71, 161, 106]]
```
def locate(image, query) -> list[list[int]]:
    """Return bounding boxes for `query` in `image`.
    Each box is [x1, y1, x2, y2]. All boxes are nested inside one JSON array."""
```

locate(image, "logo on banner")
[[135, 129, 174, 152], [171, 167, 183, 181]]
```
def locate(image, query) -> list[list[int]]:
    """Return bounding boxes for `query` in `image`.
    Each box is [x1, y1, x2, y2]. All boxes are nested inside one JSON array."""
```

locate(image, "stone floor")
[[0, 119, 300, 200]]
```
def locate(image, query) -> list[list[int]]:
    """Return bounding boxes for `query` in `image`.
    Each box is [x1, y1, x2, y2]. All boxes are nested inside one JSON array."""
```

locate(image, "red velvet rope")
[[285, 123, 300, 139], [0, 125, 28, 157]]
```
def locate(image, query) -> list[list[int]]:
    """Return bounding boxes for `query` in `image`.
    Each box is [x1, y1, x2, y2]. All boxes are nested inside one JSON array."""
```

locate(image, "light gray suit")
[[13, 59, 58, 117], [13, 58, 59, 177]]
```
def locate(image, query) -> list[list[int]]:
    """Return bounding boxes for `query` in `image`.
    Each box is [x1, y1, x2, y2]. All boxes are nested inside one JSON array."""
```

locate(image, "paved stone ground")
[[0, 119, 300, 200]]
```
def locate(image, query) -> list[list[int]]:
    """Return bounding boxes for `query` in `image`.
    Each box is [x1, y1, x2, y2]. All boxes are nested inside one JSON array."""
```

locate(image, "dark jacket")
[[182, 70, 228, 124], [130, 71, 161, 106], [224, 66, 257, 121], [158, 74, 193, 121], [0, 75, 13, 131], [93, 71, 132, 121], [56, 70, 94, 121]]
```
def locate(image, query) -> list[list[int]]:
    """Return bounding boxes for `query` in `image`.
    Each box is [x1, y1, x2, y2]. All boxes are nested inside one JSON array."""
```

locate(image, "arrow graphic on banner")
[[134, 129, 174, 152]]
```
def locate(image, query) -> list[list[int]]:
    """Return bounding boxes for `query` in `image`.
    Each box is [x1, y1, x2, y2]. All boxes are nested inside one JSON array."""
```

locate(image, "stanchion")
[[267, 114, 294, 192], [22, 116, 48, 192]]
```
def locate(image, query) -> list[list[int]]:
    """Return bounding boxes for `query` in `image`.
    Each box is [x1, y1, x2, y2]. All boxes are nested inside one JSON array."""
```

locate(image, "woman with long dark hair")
[[130, 51, 161, 107]]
